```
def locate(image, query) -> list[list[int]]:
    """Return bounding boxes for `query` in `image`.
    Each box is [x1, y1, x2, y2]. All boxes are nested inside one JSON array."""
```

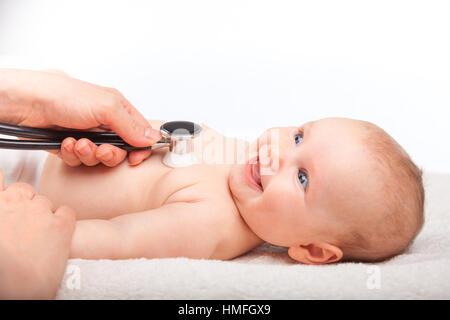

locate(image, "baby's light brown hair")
[[339, 121, 425, 262]]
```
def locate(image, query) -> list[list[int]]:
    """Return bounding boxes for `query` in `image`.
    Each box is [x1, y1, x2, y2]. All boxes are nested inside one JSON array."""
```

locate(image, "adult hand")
[[0, 68, 161, 166], [0, 169, 76, 299]]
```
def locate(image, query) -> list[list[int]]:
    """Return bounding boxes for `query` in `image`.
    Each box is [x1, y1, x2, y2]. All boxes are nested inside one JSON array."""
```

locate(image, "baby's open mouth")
[[247, 157, 263, 191], [252, 158, 262, 188]]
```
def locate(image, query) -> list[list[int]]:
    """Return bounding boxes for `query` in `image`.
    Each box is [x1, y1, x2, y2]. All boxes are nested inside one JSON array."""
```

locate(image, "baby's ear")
[[288, 243, 343, 265]]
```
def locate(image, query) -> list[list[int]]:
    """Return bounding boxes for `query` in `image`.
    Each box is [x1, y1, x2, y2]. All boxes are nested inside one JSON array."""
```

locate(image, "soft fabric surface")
[[56, 172, 450, 299]]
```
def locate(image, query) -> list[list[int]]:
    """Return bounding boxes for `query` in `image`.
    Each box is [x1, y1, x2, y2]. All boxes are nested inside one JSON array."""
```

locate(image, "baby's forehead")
[[298, 119, 394, 219], [305, 118, 367, 133], [303, 122, 379, 198], [299, 119, 368, 153]]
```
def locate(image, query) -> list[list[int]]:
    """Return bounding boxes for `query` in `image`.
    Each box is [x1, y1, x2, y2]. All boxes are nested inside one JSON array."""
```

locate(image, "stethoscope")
[[0, 121, 202, 168]]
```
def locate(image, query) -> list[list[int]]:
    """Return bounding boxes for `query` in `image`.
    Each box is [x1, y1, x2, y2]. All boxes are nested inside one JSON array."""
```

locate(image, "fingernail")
[[145, 128, 161, 141], [99, 150, 113, 161], [129, 159, 143, 166], [77, 141, 91, 156], [64, 141, 74, 153]]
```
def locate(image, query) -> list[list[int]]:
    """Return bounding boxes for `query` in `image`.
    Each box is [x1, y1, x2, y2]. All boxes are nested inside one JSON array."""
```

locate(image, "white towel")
[[56, 172, 450, 299]]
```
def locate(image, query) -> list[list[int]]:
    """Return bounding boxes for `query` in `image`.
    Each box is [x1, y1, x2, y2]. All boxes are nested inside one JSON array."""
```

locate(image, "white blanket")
[[55, 172, 450, 299]]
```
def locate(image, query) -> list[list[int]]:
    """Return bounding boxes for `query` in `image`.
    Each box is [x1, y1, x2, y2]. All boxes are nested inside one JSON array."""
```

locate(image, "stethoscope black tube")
[[0, 138, 151, 150], [0, 122, 152, 151], [0, 122, 123, 140]]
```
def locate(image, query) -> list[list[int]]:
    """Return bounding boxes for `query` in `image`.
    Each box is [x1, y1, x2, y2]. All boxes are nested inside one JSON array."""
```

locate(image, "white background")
[[0, 0, 449, 173]]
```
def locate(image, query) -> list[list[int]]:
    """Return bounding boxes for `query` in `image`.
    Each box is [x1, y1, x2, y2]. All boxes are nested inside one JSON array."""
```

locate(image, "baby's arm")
[[70, 201, 220, 260]]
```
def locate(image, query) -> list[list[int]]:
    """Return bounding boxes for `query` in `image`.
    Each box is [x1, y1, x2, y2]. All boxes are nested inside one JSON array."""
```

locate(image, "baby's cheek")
[[263, 180, 298, 210], [260, 193, 292, 225]]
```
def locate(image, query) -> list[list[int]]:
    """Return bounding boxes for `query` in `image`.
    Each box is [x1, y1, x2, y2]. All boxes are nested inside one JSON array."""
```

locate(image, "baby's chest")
[[145, 164, 233, 208]]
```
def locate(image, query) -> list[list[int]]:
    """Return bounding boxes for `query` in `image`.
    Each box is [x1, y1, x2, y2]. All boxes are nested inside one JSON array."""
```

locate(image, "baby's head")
[[229, 117, 424, 264]]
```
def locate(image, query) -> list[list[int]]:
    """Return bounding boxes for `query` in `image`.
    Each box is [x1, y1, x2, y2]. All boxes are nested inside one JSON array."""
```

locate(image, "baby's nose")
[[259, 144, 279, 176], [258, 128, 295, 175]]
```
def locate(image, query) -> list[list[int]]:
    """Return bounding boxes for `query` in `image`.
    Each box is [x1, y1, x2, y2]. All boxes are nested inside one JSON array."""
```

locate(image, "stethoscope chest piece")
[[160, 121, 202, 168], [0, 120, 203, 168]]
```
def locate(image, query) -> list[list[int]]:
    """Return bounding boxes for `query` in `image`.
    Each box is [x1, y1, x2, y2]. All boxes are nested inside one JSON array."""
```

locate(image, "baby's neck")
[[225, 165, 265, 245]]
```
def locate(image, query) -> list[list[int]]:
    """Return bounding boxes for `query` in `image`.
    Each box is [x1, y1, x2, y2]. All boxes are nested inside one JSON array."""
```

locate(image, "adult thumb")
[[102, 105, 161, 148], [54, 205, 77, 238]]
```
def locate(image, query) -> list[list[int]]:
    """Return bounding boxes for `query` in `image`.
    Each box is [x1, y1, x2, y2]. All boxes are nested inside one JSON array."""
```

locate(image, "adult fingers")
[[96, 94, 160, 148], [99, 87, 151, 129], [59, 138, 82, 167], [95, 144, 127, 167], [60, 138, 129, 168], [32, 195, 56, 212], [73, 139, 101, 167], [53, 205, 76, 230], [41, 69, 70, 77], [4, 182, 35, 200], [99, 88, 156, 166], [49, 205, 77, 298], [128, 149, 152, 166]]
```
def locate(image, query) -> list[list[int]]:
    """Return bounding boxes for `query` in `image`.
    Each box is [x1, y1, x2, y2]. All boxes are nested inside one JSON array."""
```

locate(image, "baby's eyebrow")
[[303, 121, 315, 134]]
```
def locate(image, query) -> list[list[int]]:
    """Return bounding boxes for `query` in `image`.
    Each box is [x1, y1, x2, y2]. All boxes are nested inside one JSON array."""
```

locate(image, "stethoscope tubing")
[[0, 138, 152, 150], [0, 122, 156, 150]]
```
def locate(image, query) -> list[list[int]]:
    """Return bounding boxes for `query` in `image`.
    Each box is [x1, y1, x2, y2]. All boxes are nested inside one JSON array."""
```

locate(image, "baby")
[[39, 117, 424, 264]]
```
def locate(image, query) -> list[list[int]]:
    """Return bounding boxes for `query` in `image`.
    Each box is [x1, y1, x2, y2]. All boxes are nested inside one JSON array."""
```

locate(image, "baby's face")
[[229, 118, 383, 262]]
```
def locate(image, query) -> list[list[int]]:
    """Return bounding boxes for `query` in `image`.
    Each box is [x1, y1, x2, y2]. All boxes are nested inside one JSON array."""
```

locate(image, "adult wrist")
[[0, 69, 43, 125]]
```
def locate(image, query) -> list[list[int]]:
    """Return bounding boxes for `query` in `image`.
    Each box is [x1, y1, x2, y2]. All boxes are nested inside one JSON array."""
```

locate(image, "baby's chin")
[[228, 164, 249, 205]]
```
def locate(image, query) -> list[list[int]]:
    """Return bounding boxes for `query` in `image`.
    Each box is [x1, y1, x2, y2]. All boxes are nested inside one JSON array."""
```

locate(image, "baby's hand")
[[50, 138, 151, 167]]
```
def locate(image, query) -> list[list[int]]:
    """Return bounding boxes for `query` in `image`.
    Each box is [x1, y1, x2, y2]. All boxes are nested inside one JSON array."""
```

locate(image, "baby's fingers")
[[128, 149, 152, 166], [95, 144, 127, 167]]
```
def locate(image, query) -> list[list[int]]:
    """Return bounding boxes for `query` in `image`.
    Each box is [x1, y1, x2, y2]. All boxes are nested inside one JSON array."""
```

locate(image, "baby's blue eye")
[[298, 171, 308, 189], [294, 133, 303, 146]]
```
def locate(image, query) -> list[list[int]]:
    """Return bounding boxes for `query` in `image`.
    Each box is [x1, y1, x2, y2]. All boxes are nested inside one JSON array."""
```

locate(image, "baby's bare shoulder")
[[161, 165, 243, 229], [160, 166, 263, 260]]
